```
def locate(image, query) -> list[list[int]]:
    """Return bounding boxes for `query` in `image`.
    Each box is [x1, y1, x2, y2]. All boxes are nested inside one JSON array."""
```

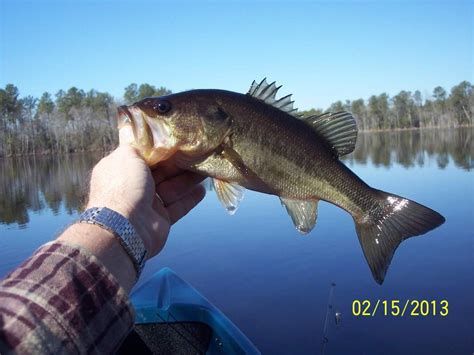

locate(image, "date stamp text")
[[352, 299, 449, 317]]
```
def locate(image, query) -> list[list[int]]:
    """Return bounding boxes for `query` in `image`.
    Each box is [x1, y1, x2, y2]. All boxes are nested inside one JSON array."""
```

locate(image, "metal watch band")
[[78, 207, 147, 277]]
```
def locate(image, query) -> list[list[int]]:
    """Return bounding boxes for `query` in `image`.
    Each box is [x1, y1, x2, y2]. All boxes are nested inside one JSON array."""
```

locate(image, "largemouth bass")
[[118, 79, 445, 284]]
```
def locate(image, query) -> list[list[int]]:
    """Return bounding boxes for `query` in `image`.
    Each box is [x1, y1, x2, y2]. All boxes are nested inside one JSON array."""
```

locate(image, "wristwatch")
[[78, 207, 147, 277]]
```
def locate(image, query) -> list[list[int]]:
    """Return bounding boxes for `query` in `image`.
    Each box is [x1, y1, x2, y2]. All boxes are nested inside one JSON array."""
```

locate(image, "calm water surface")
[[1, 128, 473, 354]]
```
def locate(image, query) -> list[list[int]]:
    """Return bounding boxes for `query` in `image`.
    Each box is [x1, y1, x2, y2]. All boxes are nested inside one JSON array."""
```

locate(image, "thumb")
[[119, 125, 135, 146]]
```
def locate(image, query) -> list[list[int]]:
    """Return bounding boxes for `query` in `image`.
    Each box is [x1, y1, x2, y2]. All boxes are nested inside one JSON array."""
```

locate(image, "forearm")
[[58, 223, 137, 293], [0, 144, 205, 354], [0, 240, 134, 354]]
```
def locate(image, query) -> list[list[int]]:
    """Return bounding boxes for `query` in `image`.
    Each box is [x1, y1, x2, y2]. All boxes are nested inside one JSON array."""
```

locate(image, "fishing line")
[[321, 282, 336, 355]]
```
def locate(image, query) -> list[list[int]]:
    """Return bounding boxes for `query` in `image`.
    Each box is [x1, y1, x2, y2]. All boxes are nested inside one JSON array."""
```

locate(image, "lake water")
[[0, 128, 472, 354]]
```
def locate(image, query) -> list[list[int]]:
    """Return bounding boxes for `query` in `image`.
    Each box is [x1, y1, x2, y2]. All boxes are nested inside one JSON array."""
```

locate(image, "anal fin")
[[280, 198, 319, 234], [213, 179, 245, 215]]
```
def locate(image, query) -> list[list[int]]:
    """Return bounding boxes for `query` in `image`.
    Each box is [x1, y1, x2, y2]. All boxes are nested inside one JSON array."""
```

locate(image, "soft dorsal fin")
[[248, 78, 300, 117], [280, 197, 319, 234], [303, 111, 358, 157]]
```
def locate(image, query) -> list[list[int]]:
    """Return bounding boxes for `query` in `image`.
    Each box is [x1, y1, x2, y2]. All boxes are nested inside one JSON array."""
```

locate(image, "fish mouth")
[[117, 105, 176, 165], [118, 105, 133, 128]]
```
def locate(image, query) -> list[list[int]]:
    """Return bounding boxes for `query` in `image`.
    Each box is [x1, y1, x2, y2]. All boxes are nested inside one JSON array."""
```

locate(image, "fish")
[[117, 78, 445, 284]]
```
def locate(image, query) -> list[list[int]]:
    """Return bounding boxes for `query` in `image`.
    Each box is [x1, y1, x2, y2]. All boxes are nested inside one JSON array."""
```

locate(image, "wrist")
[[58, 223, 136, 292], [78, 207, 148, 275], [85, 201, 151, 253]]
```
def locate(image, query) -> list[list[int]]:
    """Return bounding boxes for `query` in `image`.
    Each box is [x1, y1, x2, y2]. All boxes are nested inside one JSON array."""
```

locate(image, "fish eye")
[[154, 100, 171, 114]]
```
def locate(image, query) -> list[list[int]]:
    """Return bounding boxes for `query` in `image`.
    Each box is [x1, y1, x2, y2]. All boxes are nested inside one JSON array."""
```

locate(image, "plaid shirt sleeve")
[[0, 241, 135, 354]]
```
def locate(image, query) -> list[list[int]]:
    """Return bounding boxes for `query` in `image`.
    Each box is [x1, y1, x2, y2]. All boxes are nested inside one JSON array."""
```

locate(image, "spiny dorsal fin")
[[248, 78, 299, 117], [213, 178, 245, 215], [248, 79, 357, 155], [303, 111, 358, 157], [280, 197, 319, 234]]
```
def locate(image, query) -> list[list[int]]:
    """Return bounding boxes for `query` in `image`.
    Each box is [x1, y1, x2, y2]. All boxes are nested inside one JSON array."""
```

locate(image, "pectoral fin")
[[280, 198, 319, 234], [213, 179, 245, 215], [221, 144, 250, 177]]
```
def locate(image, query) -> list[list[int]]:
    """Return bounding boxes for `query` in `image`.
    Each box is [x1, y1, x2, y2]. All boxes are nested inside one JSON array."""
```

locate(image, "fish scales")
[[210, 91, 369, 213], [117, 79, 445, 284]]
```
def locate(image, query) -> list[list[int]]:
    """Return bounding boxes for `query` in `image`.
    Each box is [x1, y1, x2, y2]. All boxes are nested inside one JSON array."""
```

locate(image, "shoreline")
[[358, 124, 472, 133], [0, 148, 114, 159], [0, 125, 472, 158]]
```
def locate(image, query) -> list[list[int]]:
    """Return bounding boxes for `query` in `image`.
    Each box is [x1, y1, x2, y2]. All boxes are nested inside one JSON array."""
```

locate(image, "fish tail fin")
[[354, 189, 445, 284]]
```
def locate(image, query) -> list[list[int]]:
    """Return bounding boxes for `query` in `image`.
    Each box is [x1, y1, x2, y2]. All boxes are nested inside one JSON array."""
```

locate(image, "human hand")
[[86, 142, 206, 258]]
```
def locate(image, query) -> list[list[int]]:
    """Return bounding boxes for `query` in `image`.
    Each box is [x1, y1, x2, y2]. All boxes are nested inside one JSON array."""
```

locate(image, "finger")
[[157, 172, 206, 205], [152, 193, 168, 216], [151, 160, 186, 184], [118, 125, 135, 146], [115, 144, 141, 158], [166, 185, 206, 225]]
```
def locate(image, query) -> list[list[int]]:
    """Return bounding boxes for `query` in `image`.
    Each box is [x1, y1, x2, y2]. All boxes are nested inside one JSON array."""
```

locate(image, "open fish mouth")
[[117, 105, 176, 165], [118, 105, 133, 127]]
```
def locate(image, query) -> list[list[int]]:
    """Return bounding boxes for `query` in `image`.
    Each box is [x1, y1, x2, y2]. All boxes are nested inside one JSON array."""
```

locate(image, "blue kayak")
[[118, 268, 260, 354]]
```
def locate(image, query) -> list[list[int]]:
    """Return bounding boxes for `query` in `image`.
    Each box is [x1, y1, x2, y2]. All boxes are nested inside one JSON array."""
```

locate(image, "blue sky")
[[1, 0, 472, 109]]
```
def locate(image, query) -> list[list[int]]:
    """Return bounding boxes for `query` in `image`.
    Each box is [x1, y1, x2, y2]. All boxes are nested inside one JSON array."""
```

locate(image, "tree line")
[[0, 80, 472, 156], [2, 127, 471, 226]]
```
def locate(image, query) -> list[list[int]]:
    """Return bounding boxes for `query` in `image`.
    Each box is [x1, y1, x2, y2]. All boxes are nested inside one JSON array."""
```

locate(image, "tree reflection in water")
[[0, 152, 103, 227], [343, 128, 472, 170], [0, 128, 472, 227]]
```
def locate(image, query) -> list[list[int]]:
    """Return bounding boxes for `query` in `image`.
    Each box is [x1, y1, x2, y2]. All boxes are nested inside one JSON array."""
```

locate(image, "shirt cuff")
[[0, 241, 135, 354]]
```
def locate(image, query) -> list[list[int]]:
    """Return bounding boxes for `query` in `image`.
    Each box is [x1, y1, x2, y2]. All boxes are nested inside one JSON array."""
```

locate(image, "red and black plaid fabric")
[[0, 241, 134, 354]]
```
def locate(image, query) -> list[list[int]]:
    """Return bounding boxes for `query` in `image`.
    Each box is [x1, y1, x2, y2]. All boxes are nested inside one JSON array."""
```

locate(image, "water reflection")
[[0, 128, 472, 227], [343, 127, 473, 170], [0, 153, 103, 227]]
